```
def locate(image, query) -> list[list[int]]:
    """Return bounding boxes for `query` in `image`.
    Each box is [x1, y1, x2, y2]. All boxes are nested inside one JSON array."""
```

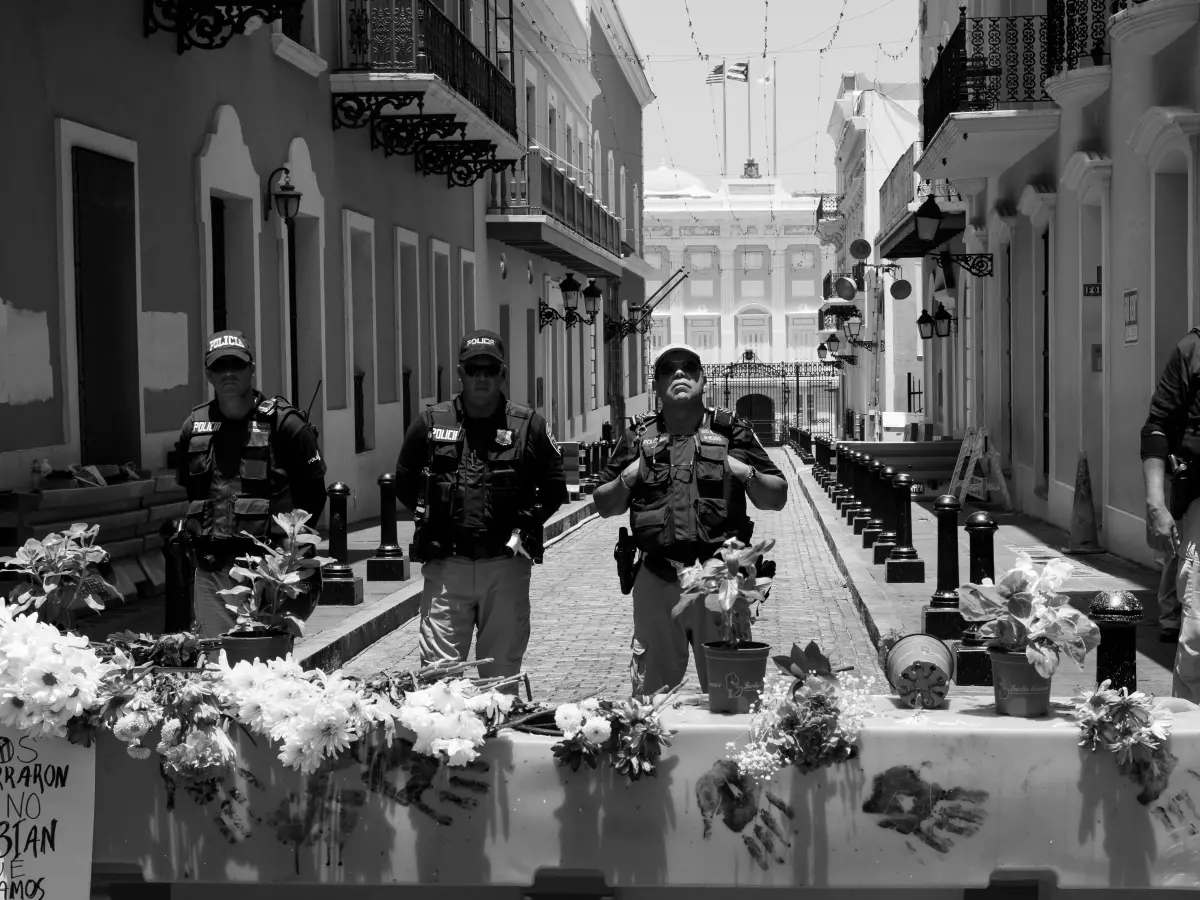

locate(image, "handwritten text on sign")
[[0, 729, 95, 900]]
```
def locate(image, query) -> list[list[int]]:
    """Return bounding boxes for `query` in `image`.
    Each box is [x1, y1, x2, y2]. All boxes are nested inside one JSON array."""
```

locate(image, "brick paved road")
[[342, 449, 883, 699]]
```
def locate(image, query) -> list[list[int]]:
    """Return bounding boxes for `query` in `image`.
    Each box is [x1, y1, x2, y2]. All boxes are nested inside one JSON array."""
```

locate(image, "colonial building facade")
[[0, 0, 652, 522]]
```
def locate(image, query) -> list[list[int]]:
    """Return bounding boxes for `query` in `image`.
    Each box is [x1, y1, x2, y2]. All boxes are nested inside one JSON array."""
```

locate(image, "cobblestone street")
[[342, 449, 884, 699]]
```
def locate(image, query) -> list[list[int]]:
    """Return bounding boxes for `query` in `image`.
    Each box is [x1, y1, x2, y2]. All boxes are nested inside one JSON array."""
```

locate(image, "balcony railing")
[[491, 153, 622, 258], [879, 142, 967, 237], [1110, 0, 1154, 10], [816, 194, 845, 223], [822, 268, 865, 301], [1047, 0, 1110, 75], [340, 0, 517, 139], [923, 8, 1051, 143]]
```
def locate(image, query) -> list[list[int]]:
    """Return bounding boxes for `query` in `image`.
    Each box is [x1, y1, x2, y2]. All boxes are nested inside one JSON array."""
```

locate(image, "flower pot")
[[989, 649, 1051, 718], [220, 632, 294, 666], [702, 641, 770, 714], [885, 634, 954, 709]]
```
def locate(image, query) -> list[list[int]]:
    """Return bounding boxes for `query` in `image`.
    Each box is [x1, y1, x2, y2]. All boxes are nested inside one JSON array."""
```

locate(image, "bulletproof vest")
[[183, 393, 295, 542], [627, 407, 741, 560], [423, 397, 535, 544]]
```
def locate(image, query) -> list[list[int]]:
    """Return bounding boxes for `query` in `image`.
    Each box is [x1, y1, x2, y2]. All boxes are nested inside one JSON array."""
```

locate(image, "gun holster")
[[1168, 455, 1199, 521], [615, 527, 641, 596]]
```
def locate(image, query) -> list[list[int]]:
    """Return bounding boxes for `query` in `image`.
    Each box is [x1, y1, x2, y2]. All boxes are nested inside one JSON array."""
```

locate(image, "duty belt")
[[450, 536, 510, 561]]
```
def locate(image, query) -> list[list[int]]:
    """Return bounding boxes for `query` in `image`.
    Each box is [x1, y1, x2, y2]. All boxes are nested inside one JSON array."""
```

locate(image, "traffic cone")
[[1061, 451, 1103, 555]]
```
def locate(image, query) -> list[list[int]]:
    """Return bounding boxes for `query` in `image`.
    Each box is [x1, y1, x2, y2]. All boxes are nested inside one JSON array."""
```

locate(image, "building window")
[[592, 132, 601, 194], [607, 151, 615, 210], [343, 210, 377, 453], [690, 280, 714, 298], [742, 250, 764, 269], [689, 250, 713, 270], [649, 317, 669, 355], [738, 314, 769, 350], [619, 165, 627, 239], [741, 280, 764, 298], [791, 279, 816, 296], [790, 247, 816, 269]]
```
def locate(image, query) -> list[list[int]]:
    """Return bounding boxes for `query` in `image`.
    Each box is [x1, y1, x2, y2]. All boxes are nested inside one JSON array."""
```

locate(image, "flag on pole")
[[757, 70, 772, 85], [727, 61, 749, 82], [705, 62, 725, 84]]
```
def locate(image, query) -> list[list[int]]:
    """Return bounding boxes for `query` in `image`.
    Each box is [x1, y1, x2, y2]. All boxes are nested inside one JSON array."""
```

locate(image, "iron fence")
[[702, 361, 841, 446], [1047, 0, 1110, 75]]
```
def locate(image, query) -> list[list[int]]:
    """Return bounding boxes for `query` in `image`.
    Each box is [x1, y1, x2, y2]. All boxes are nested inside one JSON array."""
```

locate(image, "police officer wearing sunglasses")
[[175, 330, 328, 638], [595, 343, 788, 695], [394, 330, 567, 692]]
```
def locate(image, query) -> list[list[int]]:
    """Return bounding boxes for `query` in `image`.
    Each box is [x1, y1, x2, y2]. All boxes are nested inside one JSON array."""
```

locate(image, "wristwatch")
[[743, 467, 759, 490]]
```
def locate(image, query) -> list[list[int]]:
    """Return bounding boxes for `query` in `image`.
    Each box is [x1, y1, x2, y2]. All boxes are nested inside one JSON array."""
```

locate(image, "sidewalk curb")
[[296, 499, 598, 672], [782, 449, 903, 656]]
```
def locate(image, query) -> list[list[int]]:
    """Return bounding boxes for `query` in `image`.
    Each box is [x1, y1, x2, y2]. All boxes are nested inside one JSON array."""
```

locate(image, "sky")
[[618, 0, 921, 195]]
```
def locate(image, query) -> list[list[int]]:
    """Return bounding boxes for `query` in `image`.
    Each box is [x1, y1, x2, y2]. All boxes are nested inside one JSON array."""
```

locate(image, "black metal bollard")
[[956, 510, 999, 686], [841, 452, 864, 519], [862, 460, 886, 548], [872, 466, 899, 564], [321, 482, 364, 605], [161, 517, 194, 633], [1090, 590, 1143, 692], [367, 473, 411, 582], [885, 474, 925, 583], [831, 445, 848, 501], [852, 455, 875, 534], [922, 495, 964, 639]]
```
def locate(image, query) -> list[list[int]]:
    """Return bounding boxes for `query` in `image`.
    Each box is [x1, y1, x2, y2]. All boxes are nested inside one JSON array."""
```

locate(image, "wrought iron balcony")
[[1109, 0, 1154, 10], [816, 194, 845, 223], [338, 0, 517, 139], [145, 0, 304, 53], [1047, 0, 1110, 75], [822, 268, 865, 301], [922, 7, 1052, 144]]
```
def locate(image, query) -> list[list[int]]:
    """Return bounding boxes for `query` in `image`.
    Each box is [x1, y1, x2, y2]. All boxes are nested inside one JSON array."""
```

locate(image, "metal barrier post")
[[366, 473, 411, 582], [321, 482, 364, 606]]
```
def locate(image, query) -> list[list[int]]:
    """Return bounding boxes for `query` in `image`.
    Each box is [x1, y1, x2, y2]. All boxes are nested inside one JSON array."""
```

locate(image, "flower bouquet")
[[547, 688, 677, 782], [1, 523, 122, 629], [674, 538, 776, 713], [1074, 680, 1177, 804], [218, 510, 334, 662], [958, 552, 1101, 717]]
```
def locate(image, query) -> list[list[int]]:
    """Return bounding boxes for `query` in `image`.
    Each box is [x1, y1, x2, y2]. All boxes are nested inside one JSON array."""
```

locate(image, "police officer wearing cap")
[[175, 330, 328, 638], [395, 329, 567, 690], [595, 342, 788, 695]]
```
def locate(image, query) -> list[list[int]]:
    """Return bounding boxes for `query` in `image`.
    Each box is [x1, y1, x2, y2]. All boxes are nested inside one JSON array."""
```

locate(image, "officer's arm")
[[593, 435, 637, 518], [729, 423, 788, 511], [528, 417, 568, 522], [173, 419, 193, 489], [278, 416, 329, 521], [394, 417, 430, 513], [1142, 341, 1193, 512]]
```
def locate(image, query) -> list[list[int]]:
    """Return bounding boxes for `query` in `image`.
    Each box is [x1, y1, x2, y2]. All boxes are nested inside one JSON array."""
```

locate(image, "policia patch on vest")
[[547, 429, 561, 455], [432, 426, 462, 443]]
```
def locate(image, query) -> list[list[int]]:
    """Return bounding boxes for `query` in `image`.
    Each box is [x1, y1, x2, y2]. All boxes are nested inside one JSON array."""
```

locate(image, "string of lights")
[[762, 0, 769, 58], [879, 25, 919, 60], [820, 0, 851, 53], [681, 0, 710, 60]]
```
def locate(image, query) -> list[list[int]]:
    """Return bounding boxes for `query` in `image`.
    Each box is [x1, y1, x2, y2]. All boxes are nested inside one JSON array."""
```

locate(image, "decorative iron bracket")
[[931, 253, 994, 278], [604, 315, 646, 342], [331, 92, 424, 130], [372, 114, 466, 157], [820, 359, 845, 371], [415, 140, 516, 188], [849, 339, 885, 353], [144, 0, 303, 54], [539, 301, 596, 332]]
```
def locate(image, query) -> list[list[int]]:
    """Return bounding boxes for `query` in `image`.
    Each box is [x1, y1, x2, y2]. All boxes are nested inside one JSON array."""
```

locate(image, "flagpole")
[[722, 58, 728, 177], [747, 62, 752, 169], [772, 58, 778, 178]]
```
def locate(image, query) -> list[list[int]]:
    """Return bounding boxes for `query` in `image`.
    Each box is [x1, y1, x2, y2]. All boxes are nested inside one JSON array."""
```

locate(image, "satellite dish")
[[889, 279, 912, 300], [835, 277, 858, 301], [849, 239, 872, 261]]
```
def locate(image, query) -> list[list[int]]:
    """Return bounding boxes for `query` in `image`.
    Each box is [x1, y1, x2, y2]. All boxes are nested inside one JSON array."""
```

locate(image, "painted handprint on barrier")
[[160, 762, 266, 844], [861, 765, 988, 854], [359, 736, 491, 826], [695, 759, 795, 870], [1151, 768, 1200, 876]]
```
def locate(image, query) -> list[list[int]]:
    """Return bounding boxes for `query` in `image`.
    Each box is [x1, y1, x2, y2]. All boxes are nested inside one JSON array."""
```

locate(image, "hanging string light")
[[681, 0, 709, 60], [879, 25, 919, 61]]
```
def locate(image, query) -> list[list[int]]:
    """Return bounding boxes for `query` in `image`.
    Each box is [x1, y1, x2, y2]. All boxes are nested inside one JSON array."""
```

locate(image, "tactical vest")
[[421, 397, 535, 551], [183, 393, 296, 543], [627, 407, 742, 560]]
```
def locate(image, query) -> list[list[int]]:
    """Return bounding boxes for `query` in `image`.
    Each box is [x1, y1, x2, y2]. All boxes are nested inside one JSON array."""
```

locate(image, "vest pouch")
[[694, 498, 729, 545], [184, 499, 213, 539], [187, 434, 214, 477], [233, 497, 272, 539], [695, 441, 729, 499], [631, 505, 674, 550]]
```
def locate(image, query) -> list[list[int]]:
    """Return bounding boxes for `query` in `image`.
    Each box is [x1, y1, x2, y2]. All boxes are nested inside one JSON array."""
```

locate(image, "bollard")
[[1090, 590, 1143, 692], [885, 474, 925, 583], [161, 517, 194, 633], [955, 511, 999, 686], [830, 445, 848, 502], [818, 439, 833, 487], [922, 495, 964, 639], [852, 455, 875, 535], [579, 441, 591, 482], [321, 482, 364, 606], [841, 452, 863, 519], [872, 466, 899, 564], [861, 460, 886, 548], [367, 473, 411, 582]]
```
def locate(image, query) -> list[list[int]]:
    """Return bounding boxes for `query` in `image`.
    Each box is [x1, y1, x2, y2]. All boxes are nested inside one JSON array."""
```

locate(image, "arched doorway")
[[736, 393, 775, 445]]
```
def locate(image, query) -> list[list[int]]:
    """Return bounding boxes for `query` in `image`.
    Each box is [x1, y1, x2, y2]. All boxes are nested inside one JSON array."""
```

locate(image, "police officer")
[[1142, 326, 1200, 698], [175, 330, 328, 638], [395, 330, 567, 690], [595, 342, 788, 695]]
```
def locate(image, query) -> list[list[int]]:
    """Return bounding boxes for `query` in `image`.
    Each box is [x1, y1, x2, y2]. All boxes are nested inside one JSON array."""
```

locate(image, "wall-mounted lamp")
[[914, 196, 943, 243], [264, 167, 301, 222], [916, 309, 935, 340], [933, 302, 954, 339], [843, 313, 885, 353], [539, 272, 599, 331]]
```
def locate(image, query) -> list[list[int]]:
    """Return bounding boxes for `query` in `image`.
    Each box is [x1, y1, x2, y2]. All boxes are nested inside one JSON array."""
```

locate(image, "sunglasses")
[[655, 359, 702, 380], [208, 358, 250, 374], [464, 363, 502, 378]]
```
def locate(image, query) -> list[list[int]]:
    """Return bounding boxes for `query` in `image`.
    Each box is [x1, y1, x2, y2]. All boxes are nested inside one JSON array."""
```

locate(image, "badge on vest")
[[192, 421, 220, 434], [495, 429, 513, 447], [699, 432, 726, 445], [431, 426, 461, 443], [641, 435, 667, 453]]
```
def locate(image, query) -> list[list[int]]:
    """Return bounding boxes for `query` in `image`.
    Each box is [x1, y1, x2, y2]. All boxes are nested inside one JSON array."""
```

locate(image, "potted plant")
[[0, 523, 121, 630], [958, 552, 1101, 717], [217, 510, 333, 664], [674, 538, 775, 714]]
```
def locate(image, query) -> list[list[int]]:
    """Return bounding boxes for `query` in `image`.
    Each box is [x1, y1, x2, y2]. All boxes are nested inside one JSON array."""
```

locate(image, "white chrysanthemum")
[[555, 703, 585, 737], [582, 716, 612, 744]]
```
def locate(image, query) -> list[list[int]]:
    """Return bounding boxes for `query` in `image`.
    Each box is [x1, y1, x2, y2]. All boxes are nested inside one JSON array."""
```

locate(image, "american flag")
[[705, 63, 725, 84]]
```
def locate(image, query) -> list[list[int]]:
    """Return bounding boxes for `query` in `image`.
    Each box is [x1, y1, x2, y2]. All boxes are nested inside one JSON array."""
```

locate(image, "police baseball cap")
[[205, 330, 254, 368], [654, 342, 702, 373], [459, 330, 505, 365]]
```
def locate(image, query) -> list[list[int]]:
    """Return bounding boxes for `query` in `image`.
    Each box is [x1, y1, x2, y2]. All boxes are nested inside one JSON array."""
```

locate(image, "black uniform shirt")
[[394, 396, 568, 530], [1142, 330, 1200, 460]]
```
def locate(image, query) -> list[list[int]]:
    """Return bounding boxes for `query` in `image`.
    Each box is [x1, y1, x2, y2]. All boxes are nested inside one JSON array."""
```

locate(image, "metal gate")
[[702, 360, 841, 445]]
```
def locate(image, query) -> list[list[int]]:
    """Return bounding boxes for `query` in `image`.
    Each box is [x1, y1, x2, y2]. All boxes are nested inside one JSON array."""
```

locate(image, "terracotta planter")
[[220, 632, 294, 666], [989, 649, 1051, 718], [702, 641, 770, 714]]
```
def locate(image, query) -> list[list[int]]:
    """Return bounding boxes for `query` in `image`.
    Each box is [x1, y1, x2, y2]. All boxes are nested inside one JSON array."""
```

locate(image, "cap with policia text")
[[459, 330, 506, 365], [205, 330, 255, 368]]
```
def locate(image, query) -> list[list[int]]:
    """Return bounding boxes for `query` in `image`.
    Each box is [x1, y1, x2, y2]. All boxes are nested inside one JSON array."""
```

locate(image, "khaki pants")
[[193, 560, 238, 639], [1173, 502, 1200, 700], [1159, 551, 1182, 630], [629, 564, 723, 695], [419, 555, 533, 691]]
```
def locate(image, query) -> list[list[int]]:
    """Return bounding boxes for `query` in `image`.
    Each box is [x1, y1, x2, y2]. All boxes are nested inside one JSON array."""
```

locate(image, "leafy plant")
[[548, 689, 677, 782], [958, 552, 1100, 679], [218, 511, 333, 637], [674, 538, 775, 647], [0, 523, 121, 629], [105, 630, 203, 668]]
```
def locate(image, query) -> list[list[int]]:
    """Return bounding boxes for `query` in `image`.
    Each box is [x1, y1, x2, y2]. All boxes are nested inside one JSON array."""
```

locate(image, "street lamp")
[[825, 333, 841, 356], [933, 302, 953, 339], [560, 272, 582, 311], [843, 315, 863, 342], [539, 272, 593, 331], [817, 342, 829, 361], [916, 309, 935, 340], [581, 278, 602, 323], [914, 196, 943, 243], [264, 167, 302, 222]]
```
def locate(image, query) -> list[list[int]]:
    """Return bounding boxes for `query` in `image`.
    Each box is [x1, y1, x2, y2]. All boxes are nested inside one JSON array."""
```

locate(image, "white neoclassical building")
[[640, 161, 827, 365]]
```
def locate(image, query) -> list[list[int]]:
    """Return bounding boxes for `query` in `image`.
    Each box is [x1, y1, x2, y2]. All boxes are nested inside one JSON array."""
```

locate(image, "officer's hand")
[[1147, 504, 1179, 554], [726, 455, 751, 483]]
